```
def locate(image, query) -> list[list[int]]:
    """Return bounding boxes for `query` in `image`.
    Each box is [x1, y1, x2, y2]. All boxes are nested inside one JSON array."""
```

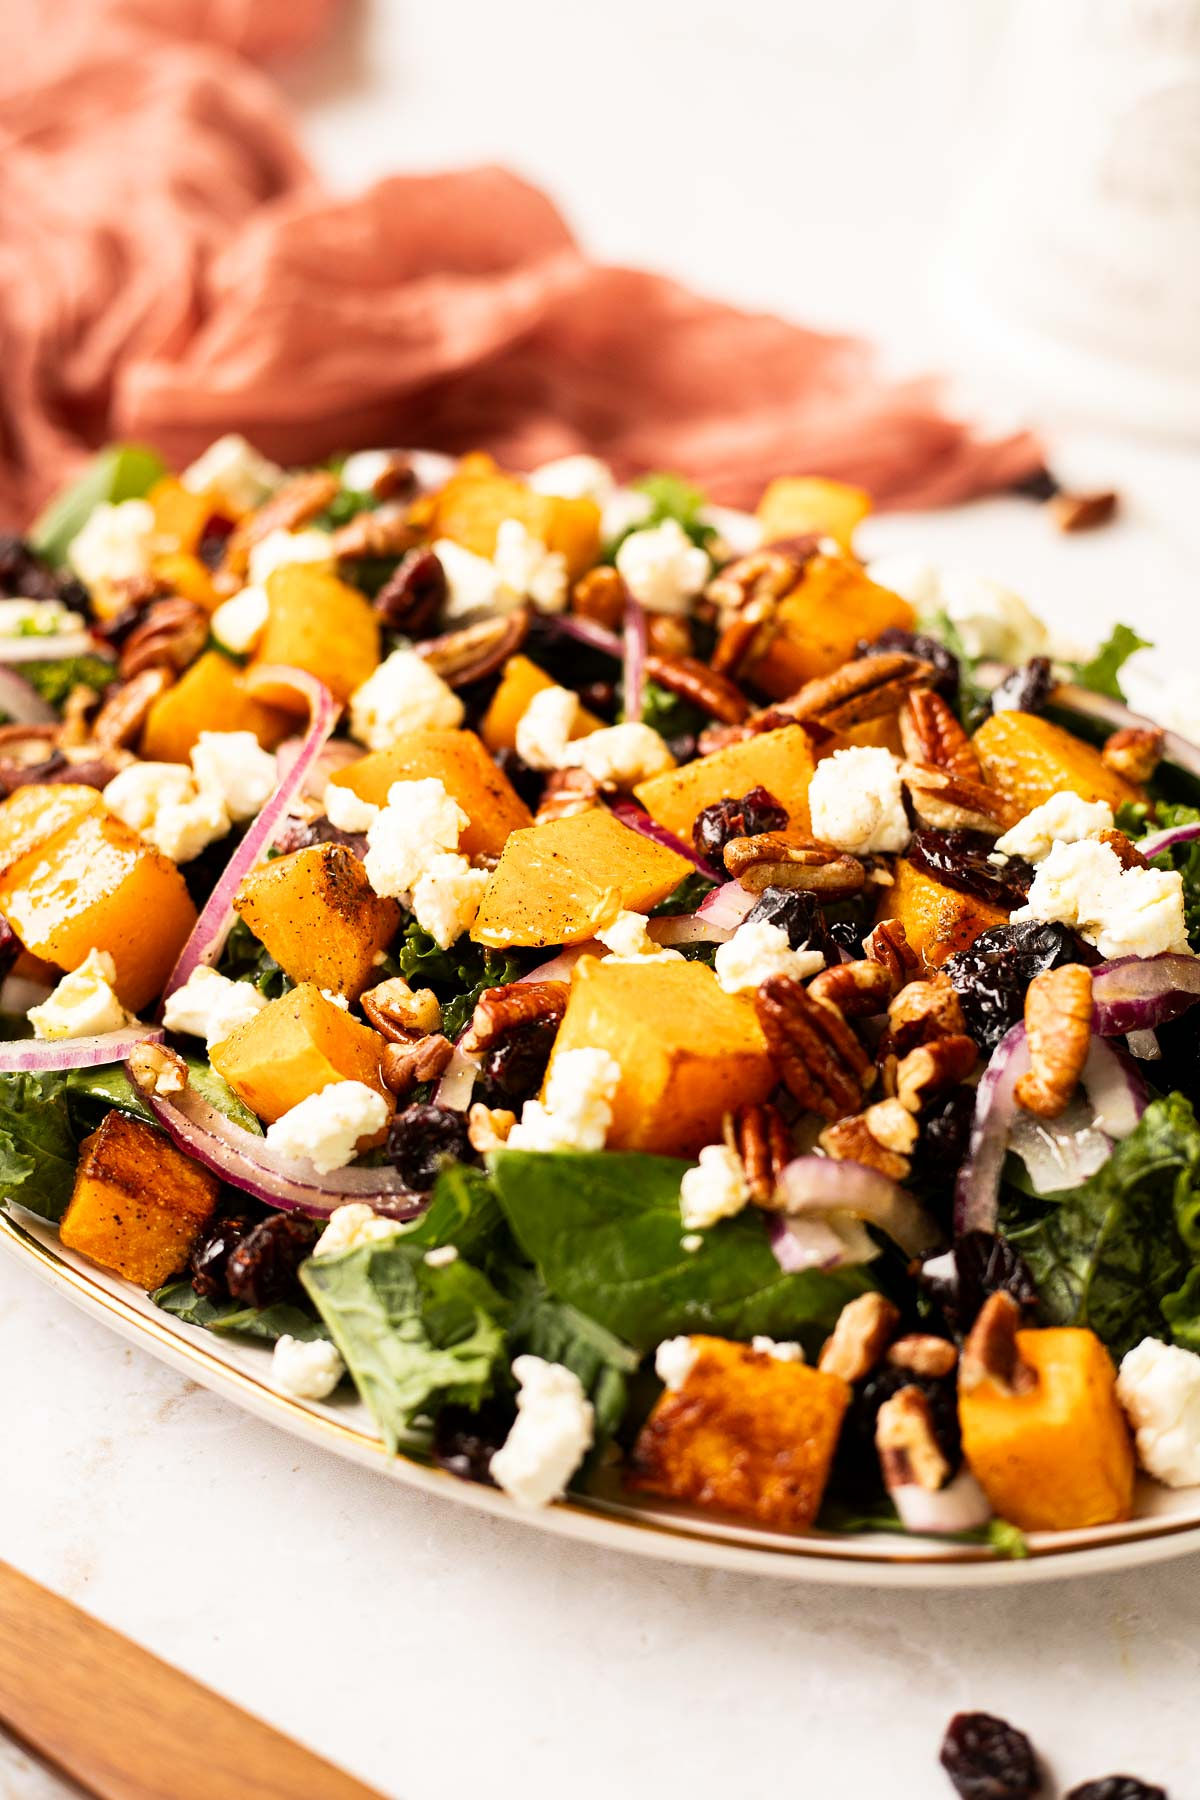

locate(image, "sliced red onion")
[[622, 599, 648, 724], [433, 1042, 481, 1112], [518, 943, 595, 984], [955, 1022, 1029, 1236], [1008, 1101, 1111, 1194], [1139, 820, 1200, 858], [1081, 1035, 1147, 1138], [0, 633, 104, 665], [1126, 1027, 1162, 1060], [0, 1025, 164, 1073], [775, 1156, 942, 1258], [695, 880, 757, 931], [648, 915, 736, 947], [1091, 953, 1200, 1035], [609, 799, 719, 877], [276, 732, 360, 800], [766, 1210, 877, 1272], [549, 615, 622, 659], [162, 668, 336, 1000], [888, 1469, 992, 1538], [134, 1065, 423, 1219], [0, 668, 57, 726]]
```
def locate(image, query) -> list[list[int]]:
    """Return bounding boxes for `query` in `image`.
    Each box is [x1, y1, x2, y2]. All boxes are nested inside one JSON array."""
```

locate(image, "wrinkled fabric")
[[1, 0, 1040, 527]]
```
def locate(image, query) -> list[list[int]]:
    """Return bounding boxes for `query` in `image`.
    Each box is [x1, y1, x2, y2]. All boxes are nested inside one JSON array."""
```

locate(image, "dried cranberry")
[[940, 1712, 1041, 1800], [861, 627, 960, 703], [743, 887, 836, 961], [375, 547, 447, 635], [195, 513, 235, 569], [827, 915, 868, 958], [908, 829, 1034, 910], [432, 1400, 515, 1485], [990, 657, 1053, 716], [1065, 1781, 1167, 1800], [476, 1015, 559, 1109], [950, 1231, 1039, 1337], [579, 680, 617, 717], [946, 920, 1084, 1050], [388, 1103, 472, 1191], [190, 1209, 259, 1301], [693, 786, 788, 860], [226, 1213, 319, 1310], [834, 1364, 961, 1498], [494, 746, 545, 811], [912, 1088, 976, 1203]]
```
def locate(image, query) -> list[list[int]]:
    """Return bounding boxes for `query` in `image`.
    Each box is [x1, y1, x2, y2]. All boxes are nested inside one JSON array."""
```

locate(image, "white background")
[[4, 4, 1200, 1797]]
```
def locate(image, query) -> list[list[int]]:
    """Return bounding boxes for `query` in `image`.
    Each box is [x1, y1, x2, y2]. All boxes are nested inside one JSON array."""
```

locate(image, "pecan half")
[[894, 1034, 978, 1113], [819, 1100, 917, 1180], [91, 667, 172, 750], [723, 832, 865, 897], [899, 690, 981, 781], [1049, 489, 1118, 533], [818, 1292, 900, 1383], [461, 980, 569, 1055], [571, 565, 627, 631], [374, 548, 448, 635], [646, 615, 693, 660], [776, 652, 935, 731], [710, 603, 778, 680], [876, 1386, 950, 1492], [331, 503, 419, 562], [960, 1291, 1037, 1396], [416, 607, 531, 686], [535, 767, 602, 822], [726, 1101, 792, 1203], [901, 763, 1017, 835], [381, 1033, 454, 1096], [224, 470, 341, 573], [360, 977, 443, 1043], [1095, 827, 1149, 871], [863, 920, 919, 991], [118, 598, 208, 679], [886, 1335, 959, 1379], [644, 652, 750, 724], [885, 975, 967, 1055], [467, 1102, 516, 1153], [755, 973, 873, 1120], [809, 960, 897, 1018], [1102, 726, 1163, 784], [1014, 963, 1094, 1119], [706, 543, 815, 616]]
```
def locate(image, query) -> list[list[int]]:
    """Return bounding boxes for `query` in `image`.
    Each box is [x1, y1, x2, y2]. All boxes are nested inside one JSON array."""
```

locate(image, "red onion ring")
[[1091, 953, 1200, 1035], [775, 1155, 941, 1258], [432, 1042, 480, 1112], [695, 880, 757, 931], [0, 1025, 164, 1073], [1140, 820, 1200, 858], [622, 599, 647, 725], [765, 1211, 875, 1273], [609, 799, 719, 877], [518, 943, 595, 984], [161, 667, 336, 1001], [0, 669, 57, 726], [887, 1470, 992, 1537], [549, 615, 622, 659]]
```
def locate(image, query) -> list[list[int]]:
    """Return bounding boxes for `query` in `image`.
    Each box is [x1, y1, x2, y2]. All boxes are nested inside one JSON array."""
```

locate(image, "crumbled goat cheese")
[[271, 1334, 345, 1401], [433, 538, 507, 620], [680, 1233, 703, 1253], [340, 449, 397, 493], [102, 761, 229, 864], [808, 746, 910, 855], [528, 455, 616, 506], [596, 909, 683, 963], [410, 854, 489, 949], [714, 920, 825, 995], [492, 518, 569, 614], [655, 1336, 699, 1391], [508, 1048, 621, 1152], [191, 731, 278, 822], [615, 519, 710, 616], [323, 781, 380, 834], [265, 1080, 390, 1175], [363, 777, 468, 898], [211, 583, 269, 655], [751, 1336, 805, 1363], [0, 598, 87, 638], [424, 1244, 460, 1268], [247, 528, 335, 585], [995, 791, 1115, 862], [181, 434, 282, 513], [313, 1202, 403, 1259], [679, 1143, 750, 1231], [1012, 838, 1190, 959], [68, 499, 157, 590], [868, 555, 1049, 665], [1118, 1337, 1200, 1488], [28, 949, 131, 1040], [489, 1356, 595, 1509], [320, 988, 350, 1010], [162, 965, 267, 1049], [515, 684, 579, 772], [349, 649, 464, 751], [561, 721, 674, 788]]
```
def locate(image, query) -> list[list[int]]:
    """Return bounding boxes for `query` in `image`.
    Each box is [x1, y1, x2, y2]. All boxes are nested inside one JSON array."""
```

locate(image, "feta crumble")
[[596, 909, 683, 963], [680, 1233, 703, 1253], [489, 1356, 595, 1509], [162, 965, 267, 1050], [751, 1335, 805, 1363], [995, 791, 1115, 862], [363, 778, 468, 899], [102, 761, 229, 864], [68, 499, 157, 591], [562, 721, 674, 789], [191, 731, 278, 822], [349, 649, 464, 751], [655, 1336, 699, 1391], [433, 538, 507, 621], [424, 1244, 460, 1268], [211, 583, 269, 656], [1012, 839, 1190, 960], [323, 781, 380, 834], [410, 853, 489, 949], [508, 1048, 621, 1152], [1118, 1337, 1200, 1488], [615, 519, 710, 616], [0, 598, 87, 639], [492, 518, 569, 614], [528, 454, 616, 506], [714, 920, 825, 995], [28, 949, 131, 1040], [271, 1334, 345, 1401], [515, 684, 579, 772], [679, 1143, 750, 1231], [340, 448, 398, 494], [808, 746, 910, 855], [313, 1201, 403, 1259], [265, 1080, 390, 1174], [247, 528, 335, 585], [181, 434, 282, 513]]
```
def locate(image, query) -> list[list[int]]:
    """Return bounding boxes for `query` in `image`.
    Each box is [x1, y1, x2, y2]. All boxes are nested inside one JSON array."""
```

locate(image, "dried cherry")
[[195, 514, 235, 569], [860, 627, 960, 703], [0, 534, 89, 609], [949, 1231, 1039, 1337], [693, 786, 788, 860], [990, 657, 1053, 716], [908, 829, 1034, 910], [945, 920, 1084, 1050], [494, 746, 545, 811], [835, 1364, 961, 1498], [432, 1399, 515, 1485], [1065, 1781, 1167, 1800], [189, 1208, 259, 1301], [743, 887, 836, 960], [912, 1088, 976, 1203], [387, 1103, 473, 1190], [476, 1015, 559, 1109], [226, 1213, 319, 1310], [940, 1711, 1041, 1800]]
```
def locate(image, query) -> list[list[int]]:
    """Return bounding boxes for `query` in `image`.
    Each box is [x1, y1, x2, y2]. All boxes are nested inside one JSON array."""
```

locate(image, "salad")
[[3, 437, 1200, 1550]]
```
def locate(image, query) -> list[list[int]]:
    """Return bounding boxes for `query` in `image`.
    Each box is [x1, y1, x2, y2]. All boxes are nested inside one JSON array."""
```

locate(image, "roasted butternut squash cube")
[[60, 1111, 220, 1289], [875, 857, 1008, 971], [756, 476, 872, 553], [547, 956, 775, 1156], [233, 844, 400, 1000], [424, 458, 600, 578], [146, 476, 212, 553], [0, 784, 103, 876], [150, 549, 221, 613], [634, 724, 815, 840], [819, 715, 904, 758], [959, 1328, 1134, 1532], [480, 655, 605, 755], [628, 1335, 850, 1528], [0, 810, 196, 1010], [471, 810, 692, 949], [327, 730, 532, 861], [746, 554, 915, 699], [141, 650, 292, 763], [250, 566, 380, 712], [211, 982, 392, 1124], [973, 711, 1142, 816]]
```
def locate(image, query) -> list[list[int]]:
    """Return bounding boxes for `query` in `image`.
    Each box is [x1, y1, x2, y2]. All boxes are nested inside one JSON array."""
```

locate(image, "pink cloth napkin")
[[0, 0, 1040, 527]]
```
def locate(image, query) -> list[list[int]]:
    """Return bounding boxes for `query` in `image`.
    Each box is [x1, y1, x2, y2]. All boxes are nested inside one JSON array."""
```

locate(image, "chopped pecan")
[[1049, 489, 1118, 533], [710, 603, 778, 680], [755, 973, 873, 1120], [901, 763, 1017, 835], [331, 503, 420, 562], [571, 565, 627, 631], [91, 667, 172, 750], [644, 652, 750, 725], [59, 684, 100, 746], [536, 767, 602, 822], [776, 652, 935, 731], [818, 1292, 901, 1384], [960, 1291, 1037, 1396], [1014, 963, 1094, 1119], [706, 543, 815, 615], [380, 1033, 454, 1096], [723, 832, 865, 897], [863, 919, 919, 991], [726, 1101, 792, 1203], [374, 548, 448, 635], [415, 608, 530, 687], [895, 1034, 978, 1113], [467, 1102, 516, 1153], [360, 453, 415, 502], [117, 598, 208, 679], [461, 980, 569, 1055], [808, 959, 896, 1018], [819, 1100, 917, 1180], [1102, 726, 1163, 784], [128, 1040, 188, 1098], [885, 975, 967, 1055], [876, 1386, 950, 1492], [899, 690, 981, 781], [360, 977, 443, 1043], [223, 470, 341, 574], [1096, 826, 1149, 871], [645, 614, 693, 660], [886, 1334, 959, 1379]]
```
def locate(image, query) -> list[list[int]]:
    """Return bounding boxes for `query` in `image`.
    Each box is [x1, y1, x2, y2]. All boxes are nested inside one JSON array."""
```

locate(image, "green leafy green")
[[395, 922, 523, 1039], [490, 1150, 874, 1353], [153, 1281, 327, 1343], [921, 609, 992, 732], [399, 1162, 512, 1271], [633, 679, 707, 741], [217, 917, 293, 1001], [17, 655, 118, 709], [649, 870, 716, 916], [30, 444, 168, 566], [503, 1266, 638, 1440], [605, 471, 716, 558], [1071, 623, 1151, 702], [1001, 1095, 1200, 1358], [67, 1057, 262, 1134], [302, 1240, 508, 1450], [0, 1072, 79, 1221]]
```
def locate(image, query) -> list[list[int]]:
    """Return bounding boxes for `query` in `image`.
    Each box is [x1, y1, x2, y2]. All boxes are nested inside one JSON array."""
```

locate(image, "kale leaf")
[[67, 1057, 261, 1134], [395, 921, 523, 1039], [501, 1265, 639, 1441], [218, 916, 293, 1000], [29, 444, 168, 566], [1136, 800, 1200, 950], [17, 655, 118, 710], [1070, 623, 1151, 702], [921, 609, 992, 733], [633, 679, 707, 741], [605, 471, 716, 558]]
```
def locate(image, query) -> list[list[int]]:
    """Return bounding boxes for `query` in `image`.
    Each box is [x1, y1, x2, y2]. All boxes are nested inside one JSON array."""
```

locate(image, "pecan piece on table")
[[899, 689, 981, 782], [755, 973, 873, 1120], [723, 832, 865, 898], [1013, 963, 1093, 1120], [725, 1101, 792, 1204], [775, 651, 935, 731], [1102, 725, 1163, 784], [460, 981, 570, 1055], [644, 652, 750, 724], [1049, 489, 1118, 533], [415, 608, 531, 687]]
